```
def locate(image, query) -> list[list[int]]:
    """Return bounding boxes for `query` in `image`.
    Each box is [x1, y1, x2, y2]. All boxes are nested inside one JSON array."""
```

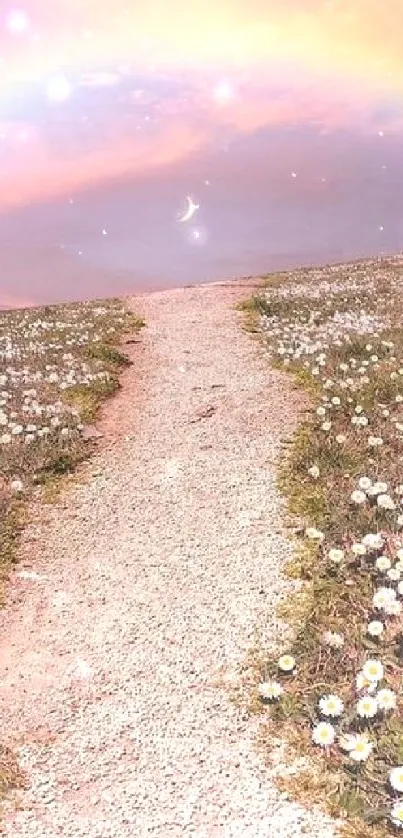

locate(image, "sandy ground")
[[0, 280, 336, 837]]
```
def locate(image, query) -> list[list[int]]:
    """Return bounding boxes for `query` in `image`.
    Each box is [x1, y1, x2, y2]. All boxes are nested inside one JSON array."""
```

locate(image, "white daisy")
[[362, 533, 384, 551], [351, 542, 367, 556], [350, 490, 367, 505], [369, 481, 388, 496], [322, 630, 344, 649], [377, 688, 397, 712], [349, 735, 374, 762], [373, 587, 396, 610], [368, 435, 383, 447], [367, 620, 384, 637], [278, 655, 295, 672], [385, 598, 402, 616], [318, 694, 344, 718], [10, 478, 23, 494], [357, 695, 378, 718], [390, 801, 403, 829], [258, 681, 284, 701], [339, 733, 359, 752], [377, 493, 396, 511], [362, 659, 384, 683], [312, 722, 335, 748], [376, 555, 392, 572], [356, 671, 371, 691], [305, 527, 324, 541], [327, 548, 344, 564], [390, 766, 403, 793]]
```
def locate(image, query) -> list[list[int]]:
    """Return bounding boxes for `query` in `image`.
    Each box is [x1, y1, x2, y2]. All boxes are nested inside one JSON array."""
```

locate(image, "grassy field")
[[243, 255, 403, 837], [0, 297, 144, 598]]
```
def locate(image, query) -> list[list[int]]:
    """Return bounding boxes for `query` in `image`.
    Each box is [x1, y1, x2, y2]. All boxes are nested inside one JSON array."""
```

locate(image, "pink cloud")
[[0, 74, 398, 211]]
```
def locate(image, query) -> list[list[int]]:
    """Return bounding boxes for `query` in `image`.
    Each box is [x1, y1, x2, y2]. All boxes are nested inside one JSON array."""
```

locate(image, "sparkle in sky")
[[5, 9, 30, 35], [0, 1, 403, 306]]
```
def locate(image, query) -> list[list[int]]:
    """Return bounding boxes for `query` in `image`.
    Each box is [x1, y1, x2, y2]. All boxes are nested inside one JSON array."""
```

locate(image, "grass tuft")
[[0, 743, 23, 801]]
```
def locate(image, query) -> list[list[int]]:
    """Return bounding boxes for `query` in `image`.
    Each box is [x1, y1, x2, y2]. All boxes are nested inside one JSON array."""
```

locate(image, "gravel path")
[[0, 281, 336, 837]]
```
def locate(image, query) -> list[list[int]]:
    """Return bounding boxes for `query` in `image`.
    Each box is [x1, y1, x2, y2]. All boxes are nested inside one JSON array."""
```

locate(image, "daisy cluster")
[[255, 256, 403, 831], [0, 297, 135, 509]]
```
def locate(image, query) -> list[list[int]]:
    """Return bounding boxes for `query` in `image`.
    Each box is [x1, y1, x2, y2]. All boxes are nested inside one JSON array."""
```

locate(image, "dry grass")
[[0, 297, 144, 595], [245, 255, 403, 835]]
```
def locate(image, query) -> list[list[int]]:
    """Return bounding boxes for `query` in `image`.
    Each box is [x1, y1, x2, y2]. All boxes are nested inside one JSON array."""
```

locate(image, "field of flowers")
[[0, 297, 143, 593], [248, 255, 403, 837]]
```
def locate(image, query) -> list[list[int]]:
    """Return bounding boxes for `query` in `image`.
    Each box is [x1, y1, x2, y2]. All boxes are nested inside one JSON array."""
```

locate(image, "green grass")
[[0, 297, 144, 590], [240, 255, 403, 836]]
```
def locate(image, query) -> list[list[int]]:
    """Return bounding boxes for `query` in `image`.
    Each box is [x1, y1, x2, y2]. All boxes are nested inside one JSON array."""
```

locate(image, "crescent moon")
[[178, 196, 200, 223]]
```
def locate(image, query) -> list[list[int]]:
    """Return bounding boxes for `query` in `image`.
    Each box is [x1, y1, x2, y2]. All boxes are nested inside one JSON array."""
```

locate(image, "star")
[[46, 76, 72, 103], [213, 80, 235, 103]]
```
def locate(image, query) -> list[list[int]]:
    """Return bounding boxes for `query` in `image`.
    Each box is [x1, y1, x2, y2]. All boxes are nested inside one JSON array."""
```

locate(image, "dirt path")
[[0, 281, 335, 837]]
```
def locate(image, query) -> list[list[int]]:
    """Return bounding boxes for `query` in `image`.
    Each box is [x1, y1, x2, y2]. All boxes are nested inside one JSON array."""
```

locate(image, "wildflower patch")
[[250, 256, 403, 836], [0, 297, 143, 591]]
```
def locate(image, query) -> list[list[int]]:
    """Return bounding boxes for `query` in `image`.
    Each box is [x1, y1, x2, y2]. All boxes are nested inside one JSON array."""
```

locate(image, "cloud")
[[0, 119, 208, 209], [0, 65, 401, 210], [1, 0, 403, 89]]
